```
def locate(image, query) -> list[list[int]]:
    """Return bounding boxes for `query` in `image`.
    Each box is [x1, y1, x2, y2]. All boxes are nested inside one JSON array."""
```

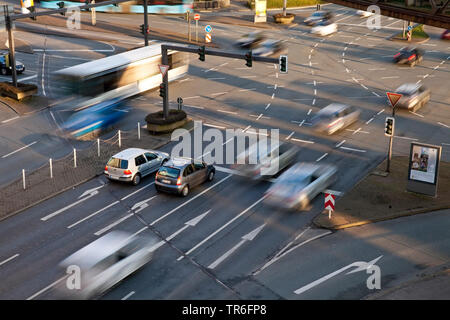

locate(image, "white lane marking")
[[340, 146, 367, 153], [366, 117, 375, 124], [242, 125, 252, 132], [242, 75, 257, 78], [177, 195, 267, 261], [371, 92, 381, 97], [41, 52, 46, 96], [438, 122, 449, 128], [67, 200, 120, 229], [409, 111, 424, 118], [0, 254, 19, 267], [377, 109, 385, 115], [421, 43, 436, 46], [239, 88, 257, 92], [26, 275, 67, 300], [19, 75, 37, 81], [286, 132, 295, 140], [346, 129, 369, 134], [217, 109, 237, 114], [121, 182, 155, 201], [271, 93, 275, 99], [298, 120, 305, 127], [121, 291, 135, 300], [34, 49, 114, 52], [369, 68, 386, 71], [265, 103, 271, 110], [314, 89, 317, 95], [204, 123, 226, 129], [1, 116, 19, 123], [316, 153, 328, 162], [346, 68, 350, 73], [151, 175, 232, 227], [352, 127, 362, 135], [208, 77, 226, 80], [256, 114, 263, 121], [312, 99, 316, 105], [360, 84, 368, 90], [211, 91, 228, 96], [291, 138, 314, 144], [1, 141, 38, 158], [307, 109, 312, 115], [183, 96, 200, 100], [381, 76, 399, 79], [394, 136, 418, 141], [94, 213, 134, 236], [335, 140, 346, 148]]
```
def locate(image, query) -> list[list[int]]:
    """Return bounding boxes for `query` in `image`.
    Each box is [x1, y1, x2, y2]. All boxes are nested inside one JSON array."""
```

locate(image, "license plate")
[[162, 179, 171, 184]]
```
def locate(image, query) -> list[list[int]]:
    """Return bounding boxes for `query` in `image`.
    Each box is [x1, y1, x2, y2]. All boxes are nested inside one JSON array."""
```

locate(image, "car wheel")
[[161, 158, 168, 166], [132, 173, 141, 186], [208, 170, 215, 182], [181, 185, 189, 197]]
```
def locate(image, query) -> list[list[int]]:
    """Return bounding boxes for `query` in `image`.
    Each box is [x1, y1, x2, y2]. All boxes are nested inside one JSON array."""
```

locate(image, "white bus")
[[54, 42, 189, 111]]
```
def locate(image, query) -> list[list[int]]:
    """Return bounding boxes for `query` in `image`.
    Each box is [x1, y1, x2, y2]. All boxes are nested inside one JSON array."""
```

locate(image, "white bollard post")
[[74, 148, 77, 168], [50, 158, 53, 179], [118, 130, 121, 148], [138, 122, 141, 140], [22, 169, 26, 190], [97, 138, 100, 157]]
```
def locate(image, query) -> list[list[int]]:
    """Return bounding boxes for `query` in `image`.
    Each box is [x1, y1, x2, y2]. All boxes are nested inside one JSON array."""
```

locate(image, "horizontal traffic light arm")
[[11, 0, 130, 20], [162, 44, 281, 65]]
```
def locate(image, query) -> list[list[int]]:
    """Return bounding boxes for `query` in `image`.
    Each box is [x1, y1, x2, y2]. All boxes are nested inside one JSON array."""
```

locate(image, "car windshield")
[[312, 12, 323, 17], [279, 173, 311, 186], [107, 157, 128, 169], [158, 166, 180, 178]]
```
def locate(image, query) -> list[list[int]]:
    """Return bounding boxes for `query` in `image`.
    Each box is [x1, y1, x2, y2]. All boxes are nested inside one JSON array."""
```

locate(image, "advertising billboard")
[[254, 0, 267, 23]]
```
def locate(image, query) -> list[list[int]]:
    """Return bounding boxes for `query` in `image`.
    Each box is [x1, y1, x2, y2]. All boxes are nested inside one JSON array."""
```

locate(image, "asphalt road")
[[0, 4, 448, 300]]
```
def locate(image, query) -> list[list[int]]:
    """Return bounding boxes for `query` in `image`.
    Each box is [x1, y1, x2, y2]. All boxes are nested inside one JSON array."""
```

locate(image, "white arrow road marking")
[[41, 185, 104, 221], [148, 210, 211, 253], [294, 256, 383, 295], [208, 224, 266, 269], [131, 196, 157, 213]]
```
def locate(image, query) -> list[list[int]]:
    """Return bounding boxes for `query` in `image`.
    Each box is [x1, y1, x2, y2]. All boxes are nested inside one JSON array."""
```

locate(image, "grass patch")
[[248, 0, 322, 9], [393, 24, 429, 40]]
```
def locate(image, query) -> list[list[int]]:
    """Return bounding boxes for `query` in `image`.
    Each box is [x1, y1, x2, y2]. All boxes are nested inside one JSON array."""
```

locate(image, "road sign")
[[407, 25, 412, 31], [324, 193, 335, 211], [177, 97, 183, 110], [194, 14, 200, 21], [158, 64, 169, 78], [205, 33, 211, 43], [205, 25, 212, 33], [386, 92, 402, 108]]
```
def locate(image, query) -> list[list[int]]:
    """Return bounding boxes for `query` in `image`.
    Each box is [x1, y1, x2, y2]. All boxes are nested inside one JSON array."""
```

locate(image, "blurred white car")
[[311, 21, 338, 36], [253, 39, 286, 57], [264, 162, 338, 210], [356, 10, 374, 18], [311, 103, 360, 135], [304, 11, 333, 26], [234, 31, 266, 49]]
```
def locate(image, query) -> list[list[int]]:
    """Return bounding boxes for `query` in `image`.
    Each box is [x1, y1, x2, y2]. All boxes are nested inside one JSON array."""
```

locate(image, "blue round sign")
[[205, 25, 212, 33], [407, 25, 412, 31]]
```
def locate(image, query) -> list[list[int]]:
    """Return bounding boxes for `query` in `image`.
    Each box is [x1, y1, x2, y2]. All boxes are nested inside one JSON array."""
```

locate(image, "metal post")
[[50, 158, 53, 178], [187, 11, 191, 42], [73, 148, 77, 168], [196, 19, 198, 43], [5, 7, 17, 87], [138, 122, 141, 140], [91, 0, 96, 26], [386, 136, 393, 173], [97, 138, 100, 157], [143, 0, 149, 46], [161, 46, 169, 119], [22, 169, 26, 190], [118, 130, 121, 148], [403, 20, 406, 38]]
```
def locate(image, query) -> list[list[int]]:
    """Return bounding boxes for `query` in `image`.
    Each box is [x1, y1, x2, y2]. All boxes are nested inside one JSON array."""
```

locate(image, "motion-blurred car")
[[234, 31, 266, 49], [105, 148, 170, 186], [311, 21, 338, 36], [441, 29, 450, 40], [233, 142, 298, 180], [0, 52, 25, 75], [304, 10, 333, 26], [264, 162, 337, 211], [58, 231, 158, 299], [253, 39, 286, 57], [392, 83, 431, 112], [311, 103, 360, 135], [155, 157, 215, 197], [356, 9, 374, 18], [393, 47, 424, 67]]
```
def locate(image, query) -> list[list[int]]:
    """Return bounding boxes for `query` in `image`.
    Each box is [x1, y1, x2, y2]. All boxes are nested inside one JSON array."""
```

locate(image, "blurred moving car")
[[155, 157, 215, 197], [441, 29, 450, 40], [0, 52, 25, 75], [304, 10, 333, 26], [235, 31, 266, 49], [393, 83, 431, 112], [393, 47, 424, 67], [311, 21, 338, 36], [264, 162, 337, 211], [58, 231, 158, 299], [233, 142, 298, 180], [356, 9, 374, 18], [311, 103, 360, 135], [105, 148, 170, 185], [253, 39, 286, 57]]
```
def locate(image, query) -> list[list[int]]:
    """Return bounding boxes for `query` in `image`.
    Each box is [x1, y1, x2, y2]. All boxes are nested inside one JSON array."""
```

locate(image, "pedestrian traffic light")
[[384, 117, 394, 137], [159, 83, 166, 98], [198, 45, 205, 62], [28, 6, 37, 21], [57, 2, 65, 16], [139, 24, 149, 35], [245, 51, 252, 67], [279, 55, 288, 73]]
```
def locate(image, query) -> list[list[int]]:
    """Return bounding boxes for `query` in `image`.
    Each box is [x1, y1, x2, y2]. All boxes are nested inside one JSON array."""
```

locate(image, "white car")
[[356, 10, 374, 18], [311, 21, 338, 36], [252, 39, 285, 57], [311, 103, 360, 135]]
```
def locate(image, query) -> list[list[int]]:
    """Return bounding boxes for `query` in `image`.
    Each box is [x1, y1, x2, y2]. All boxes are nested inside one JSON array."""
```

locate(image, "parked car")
[[441, 29, 450, 40], [0, 52, 25, 75], [253, 39, 286, 57], [393, 47, 424, 67], [311, 21, 338, 36], [105, 148, 170, 185], [235, 31, 266, 49], [356, 9, 374, 18], [58, 231, 158, 299], [311, 103, 360, 135], [233, 142, 299, 180], [304, 10, 333, 26], [155, 157, 215, 197], [264, 162, 338, 211], [393, 83, 431, 112]]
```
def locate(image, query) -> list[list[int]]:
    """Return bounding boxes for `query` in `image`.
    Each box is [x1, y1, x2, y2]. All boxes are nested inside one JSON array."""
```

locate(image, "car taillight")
[[408, 54, 416, 61], [176, 177, 182, 185], [104, 166, 108, 171], [124, 169, 132, 175], [393, 53, 401, 58], [328, 119, 341, 127]]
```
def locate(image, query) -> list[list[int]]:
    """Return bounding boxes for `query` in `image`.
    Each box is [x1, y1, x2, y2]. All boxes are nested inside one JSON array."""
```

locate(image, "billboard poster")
[[254, 0, 267, 23], [408, 143, 440, 184]]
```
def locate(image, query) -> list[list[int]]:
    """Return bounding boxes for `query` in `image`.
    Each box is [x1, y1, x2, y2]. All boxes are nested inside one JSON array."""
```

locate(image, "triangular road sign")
[[158, 64, 169, 78], [386, 92, 402, 108]]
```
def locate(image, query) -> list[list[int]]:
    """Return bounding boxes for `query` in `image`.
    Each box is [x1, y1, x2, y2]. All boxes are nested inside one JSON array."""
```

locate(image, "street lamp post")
[[143, 0, 149, 46]]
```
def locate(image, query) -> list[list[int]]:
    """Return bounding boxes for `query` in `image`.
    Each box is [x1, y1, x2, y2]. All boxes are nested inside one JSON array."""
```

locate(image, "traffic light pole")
[[162, 46, 169, 119], [385, 107, 396, 173], [5, 13, 18, 88], [143, 0, 149, 46]]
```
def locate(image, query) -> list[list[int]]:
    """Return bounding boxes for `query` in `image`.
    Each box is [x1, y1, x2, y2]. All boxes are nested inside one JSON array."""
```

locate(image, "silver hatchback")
[[311, 103, 360, 135]]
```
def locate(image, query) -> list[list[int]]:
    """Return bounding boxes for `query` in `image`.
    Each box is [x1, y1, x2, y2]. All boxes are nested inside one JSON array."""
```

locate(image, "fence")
[[0, 123, 169, 220]]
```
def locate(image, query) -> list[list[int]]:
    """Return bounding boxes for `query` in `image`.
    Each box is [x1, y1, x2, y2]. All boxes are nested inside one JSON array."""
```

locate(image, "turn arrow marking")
[[131, 196, 157, 213]]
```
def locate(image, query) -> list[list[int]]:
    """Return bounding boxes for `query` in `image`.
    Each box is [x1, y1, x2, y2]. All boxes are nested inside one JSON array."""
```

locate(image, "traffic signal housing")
[[198, 46, 205, 62], [245, 51, 252, 67], [384, 117, 395, 137], [140, 24, 149, 35], [28, 6, 37, 20], [279, 55, 287, 73], [159, 83, 166, 98], [57, 2, 65, 15]]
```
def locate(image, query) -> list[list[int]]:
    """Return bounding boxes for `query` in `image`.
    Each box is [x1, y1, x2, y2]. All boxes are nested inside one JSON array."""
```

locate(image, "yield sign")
[[386, 92, 402, 108], [324, 193, 335, 211], [158, 64, 169, 78]]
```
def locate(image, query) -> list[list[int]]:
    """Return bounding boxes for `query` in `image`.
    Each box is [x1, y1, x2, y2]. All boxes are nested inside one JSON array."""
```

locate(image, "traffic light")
[[57, 2, 65, 16], [279, 55, 288, 73], [28, 6, 37, 21], [245, 51, 252, 67], [384, 117, 394, 137], [198, 45, 205, 62], [159, 83, 166, 98], [140, 24, 149, 35]]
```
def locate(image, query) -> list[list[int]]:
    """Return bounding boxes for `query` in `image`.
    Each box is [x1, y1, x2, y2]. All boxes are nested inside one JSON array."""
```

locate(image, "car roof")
[[318, 103, 349, 114], [112, 148, 148, 160], [395, 83, 420, 94], [163, 157, 198, 169]]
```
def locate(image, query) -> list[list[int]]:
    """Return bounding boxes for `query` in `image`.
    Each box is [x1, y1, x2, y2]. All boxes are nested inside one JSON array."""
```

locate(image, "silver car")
[[311, 103, 360, 135], [393, 83, 431, 112], [253, 39, 286, 57], [105, 148, 169, 185], [264, 162, 338, 211], [233, 142, 299, 180]]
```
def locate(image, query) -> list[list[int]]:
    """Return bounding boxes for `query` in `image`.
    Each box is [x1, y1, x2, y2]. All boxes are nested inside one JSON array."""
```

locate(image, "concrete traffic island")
[[0, 82, 37, 101], [145, 109, 192, 134], [272, 13, 295, 24], [389, 24, 430, 44], [314, 156, 450, 230]]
